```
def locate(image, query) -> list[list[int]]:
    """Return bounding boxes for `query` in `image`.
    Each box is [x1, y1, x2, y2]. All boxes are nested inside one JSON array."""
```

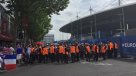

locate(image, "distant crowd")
[[18, 41, 118, 64], [0, 41, 119, 68]]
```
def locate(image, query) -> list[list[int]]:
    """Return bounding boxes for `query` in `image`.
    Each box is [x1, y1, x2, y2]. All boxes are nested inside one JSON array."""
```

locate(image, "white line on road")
[[80, 61, 112, 66]]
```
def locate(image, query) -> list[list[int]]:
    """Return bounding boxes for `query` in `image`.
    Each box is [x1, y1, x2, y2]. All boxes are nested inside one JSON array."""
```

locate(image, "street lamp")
[[116, 7, 126, 36], [94, 15, 97, 39], [22, 30, 24, 39]]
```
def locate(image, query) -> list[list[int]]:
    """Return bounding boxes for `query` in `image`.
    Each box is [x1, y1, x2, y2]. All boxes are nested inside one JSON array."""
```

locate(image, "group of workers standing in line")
[[18, 41, 118, 64]]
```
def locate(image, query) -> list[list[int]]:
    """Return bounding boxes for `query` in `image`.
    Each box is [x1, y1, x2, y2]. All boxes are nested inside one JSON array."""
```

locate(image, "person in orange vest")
[[42, 45, 49, 63], [101, 43, 107, 60], [49, 43, 55, 62], [92, 43, 99, 62], [58, 43, 64, 63], [64, 44, 69, 63], [70, 44, 76, 63], [75, 43, 80, 62], [108, 41, 114, 58], [85, 43, 91, 62], [114, 42, 118, 58], [62, 44, 66, 63]]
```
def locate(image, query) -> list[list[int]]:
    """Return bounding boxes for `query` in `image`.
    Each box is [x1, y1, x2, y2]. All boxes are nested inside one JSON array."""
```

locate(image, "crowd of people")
[[0, 41, 119, 70], [15, 41, 119, 64]]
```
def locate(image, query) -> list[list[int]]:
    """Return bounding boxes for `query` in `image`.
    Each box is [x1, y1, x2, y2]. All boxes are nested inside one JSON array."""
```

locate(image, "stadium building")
[[60, 3, 136, 41]]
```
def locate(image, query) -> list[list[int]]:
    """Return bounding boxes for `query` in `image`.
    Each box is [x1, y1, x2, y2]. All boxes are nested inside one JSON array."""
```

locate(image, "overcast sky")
[[49, 0, 136, 41]]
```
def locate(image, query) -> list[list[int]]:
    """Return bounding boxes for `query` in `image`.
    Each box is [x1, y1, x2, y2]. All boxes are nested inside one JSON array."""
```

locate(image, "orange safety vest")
[[50, 46, 55, 54], [42, 47, 48, 55], [59, 46, 64, 54], [70, 46, 76, 54], [30, 47, 35, 53], [93, 45, 99, 53], [63, 46, 65, 54], [109, 42, 114, 50], [75, 46, 79, 53], [92, 45, 96, 52], [101, 45, 106, 53], [86, 45, 91, 53]]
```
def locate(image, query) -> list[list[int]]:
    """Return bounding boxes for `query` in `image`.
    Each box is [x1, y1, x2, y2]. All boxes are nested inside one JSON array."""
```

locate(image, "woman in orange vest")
[[70, 44, 76, 63], [30, 46, 36, 63], [49, 43, 55, 62], [101, 43, 107, 60], [85, 44, 91, 62], [42, 46, 49, 63]]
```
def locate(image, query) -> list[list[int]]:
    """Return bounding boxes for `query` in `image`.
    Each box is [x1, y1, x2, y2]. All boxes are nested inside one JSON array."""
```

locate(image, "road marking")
[[94, 62, 112, 66], [80, 61, 90, 64], [80, 61, 112, 66]]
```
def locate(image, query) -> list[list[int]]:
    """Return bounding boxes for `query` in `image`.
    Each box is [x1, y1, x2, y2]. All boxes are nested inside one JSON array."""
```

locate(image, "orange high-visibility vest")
[[86, 46, 91, 53], [50, 46, 55, 54], [101, 45, 106, 53], [63, 46, 65, 54], [30, 47, 35, 53], [93, 45, 99, 53], [42, 47, 48, 55], [70, 46, 76, 54], [59, 46, 64, 54], [92, 45, 96, 52], [75, 46, 79, 53], [109, 42, 114, 50]]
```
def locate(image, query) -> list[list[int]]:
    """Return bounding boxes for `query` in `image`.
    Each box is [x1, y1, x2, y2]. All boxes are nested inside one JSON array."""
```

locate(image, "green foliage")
[[0, 0, 69, 41]]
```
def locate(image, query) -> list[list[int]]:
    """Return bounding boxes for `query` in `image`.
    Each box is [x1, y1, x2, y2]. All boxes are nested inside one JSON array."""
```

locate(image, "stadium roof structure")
[[59, 3, 136, 37]]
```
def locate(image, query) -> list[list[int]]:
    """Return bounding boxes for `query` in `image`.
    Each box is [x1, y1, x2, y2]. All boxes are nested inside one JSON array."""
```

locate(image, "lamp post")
[[89, 21, 93, 40], [94, 15, 97, 39], [22, 30, 25, 46], [122, 8, 126, 36]]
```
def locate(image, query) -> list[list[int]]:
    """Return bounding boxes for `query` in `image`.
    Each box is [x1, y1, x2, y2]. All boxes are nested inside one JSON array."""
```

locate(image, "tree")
[[0, 0, 69, 41]]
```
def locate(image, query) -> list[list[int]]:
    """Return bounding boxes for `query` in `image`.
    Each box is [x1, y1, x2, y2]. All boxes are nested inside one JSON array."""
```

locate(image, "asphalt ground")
[[1, 59, 136, 76]]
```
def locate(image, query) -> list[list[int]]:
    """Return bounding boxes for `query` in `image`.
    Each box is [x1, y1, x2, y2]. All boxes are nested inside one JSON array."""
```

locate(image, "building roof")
[[59, 3, 136, 36]]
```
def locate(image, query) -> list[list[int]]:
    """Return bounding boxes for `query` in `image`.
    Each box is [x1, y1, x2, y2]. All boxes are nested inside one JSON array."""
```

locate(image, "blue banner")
[[121, 36, 136, 57]]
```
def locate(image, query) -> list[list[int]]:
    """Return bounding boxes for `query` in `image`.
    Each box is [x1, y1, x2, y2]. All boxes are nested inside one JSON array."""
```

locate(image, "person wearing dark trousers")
[[79, 43, 86, 60], [55, 46, 59, 63], [58, 44, 65, 63], [93, 44, 99, 62], [37, 46, 42, 63], [65, 50, 69, 64], [49, 44, 55, 62], [85, 44, 91, 62], [108, 41, 114, 58], [70, 44, 76, 63], [114, 43, 118, 58], [41, 46, 49, 63], [75, 44, 80, 62], [101, 44, 107, 60]]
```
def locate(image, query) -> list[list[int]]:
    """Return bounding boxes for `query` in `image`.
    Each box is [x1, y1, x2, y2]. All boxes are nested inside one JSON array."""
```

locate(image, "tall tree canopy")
[[0, 0, 69, 41]]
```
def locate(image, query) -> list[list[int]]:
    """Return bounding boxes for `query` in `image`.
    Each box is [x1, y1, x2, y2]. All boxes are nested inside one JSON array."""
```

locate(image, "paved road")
[[1, 59, 136, 76]]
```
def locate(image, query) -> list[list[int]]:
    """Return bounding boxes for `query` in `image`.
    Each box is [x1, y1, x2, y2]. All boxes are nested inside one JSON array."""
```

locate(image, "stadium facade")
[[60, 3, 136, 40]]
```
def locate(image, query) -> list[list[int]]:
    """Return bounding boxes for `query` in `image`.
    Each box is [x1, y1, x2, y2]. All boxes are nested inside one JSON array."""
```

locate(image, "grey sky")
[[49, 0, 136, 41]]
